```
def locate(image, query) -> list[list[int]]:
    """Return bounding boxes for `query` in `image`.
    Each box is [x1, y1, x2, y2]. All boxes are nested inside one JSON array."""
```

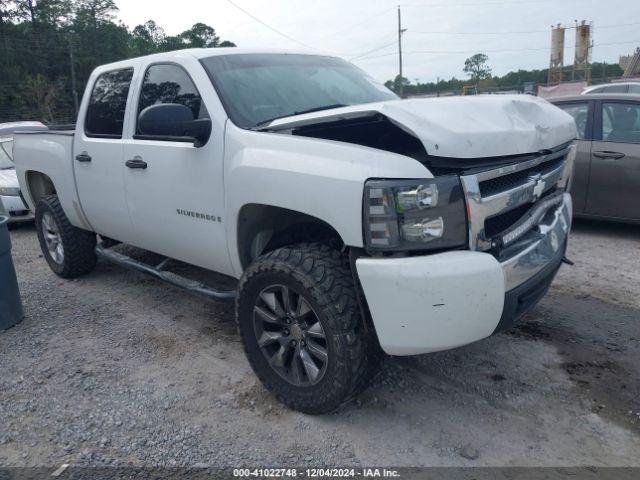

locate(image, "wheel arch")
[[236, 203, 346, 270], [24, 170, 56, 206], [23, 170, 92, 231]]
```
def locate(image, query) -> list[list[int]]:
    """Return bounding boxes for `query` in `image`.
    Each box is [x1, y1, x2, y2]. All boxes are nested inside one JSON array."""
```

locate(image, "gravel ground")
[[1, 219, 639, 468]]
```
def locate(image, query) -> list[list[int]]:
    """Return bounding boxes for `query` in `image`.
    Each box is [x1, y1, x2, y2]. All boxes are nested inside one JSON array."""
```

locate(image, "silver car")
[[552, 93, 640, 223], [0, 137, 35, 224], [582, 82, 640, 95], [0, 121, 48, 223]]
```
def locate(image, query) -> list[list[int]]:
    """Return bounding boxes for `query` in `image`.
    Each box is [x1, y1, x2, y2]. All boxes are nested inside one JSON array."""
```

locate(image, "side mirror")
[[137, 103, 211, 147]]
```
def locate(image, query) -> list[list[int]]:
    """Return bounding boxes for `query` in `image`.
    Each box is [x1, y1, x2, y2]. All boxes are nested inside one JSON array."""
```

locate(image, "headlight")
[[0, 187, 20, 197], [363, 176, 467, 251]]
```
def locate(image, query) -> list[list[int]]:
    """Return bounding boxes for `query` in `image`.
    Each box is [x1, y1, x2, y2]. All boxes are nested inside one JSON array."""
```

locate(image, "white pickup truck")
[[14, 48, 576, 413]]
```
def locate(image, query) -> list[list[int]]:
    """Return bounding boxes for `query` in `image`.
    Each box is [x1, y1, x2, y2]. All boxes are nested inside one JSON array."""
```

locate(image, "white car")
[[12, 49, 576, 413], [582, 82, 640, 95]]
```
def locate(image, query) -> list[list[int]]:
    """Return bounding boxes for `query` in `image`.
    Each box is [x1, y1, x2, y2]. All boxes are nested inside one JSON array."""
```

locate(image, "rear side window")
[[556, 103, 589, 139], [136, 64, 207, 135], [85, 68, 134, 138], [602, 102, 640, 143]]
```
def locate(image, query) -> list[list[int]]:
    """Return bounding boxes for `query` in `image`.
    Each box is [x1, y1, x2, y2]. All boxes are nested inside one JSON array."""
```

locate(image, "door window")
[[628, 84, 640, 94], [602, 102, 640, 143], [136, 64, 208, 135], [85, 68, 134, 138], [556, 103, 589, 139]]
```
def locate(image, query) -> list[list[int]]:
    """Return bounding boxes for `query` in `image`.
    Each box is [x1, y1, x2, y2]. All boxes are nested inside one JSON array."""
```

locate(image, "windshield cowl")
[[253, 103, 350, 129]]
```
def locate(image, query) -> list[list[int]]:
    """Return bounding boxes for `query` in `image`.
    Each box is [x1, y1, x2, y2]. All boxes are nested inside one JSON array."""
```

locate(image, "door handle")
[[125, 157, 148, 169], [75, 153, 92, 162], [593, 151, 625, 160]]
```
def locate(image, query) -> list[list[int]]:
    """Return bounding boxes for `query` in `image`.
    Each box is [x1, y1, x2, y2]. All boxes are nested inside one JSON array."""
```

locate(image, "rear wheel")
[[35, 195, 97, 278], [237, 243, 381, 414]]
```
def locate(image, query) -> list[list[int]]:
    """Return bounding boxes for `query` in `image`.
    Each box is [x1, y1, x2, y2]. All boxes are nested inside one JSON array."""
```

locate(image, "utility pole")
[[68, 35, 79, 117], [397, 5, 406, 97]]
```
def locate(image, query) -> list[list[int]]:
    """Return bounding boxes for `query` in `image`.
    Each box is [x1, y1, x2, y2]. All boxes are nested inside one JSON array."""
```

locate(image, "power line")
[[354, 39, 640, 62], [308, 1, 566, 41], [225, 0, 318, 50], [411, 28, 548, 35], [401, 0, 562, 7], [224, 0, 398, 58], [349, 37, 397, 61], [313, 6, 396, 41], [410, 21, 640, 36]]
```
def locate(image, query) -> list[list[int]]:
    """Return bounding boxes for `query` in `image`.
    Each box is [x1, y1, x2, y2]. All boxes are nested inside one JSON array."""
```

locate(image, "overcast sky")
[[115, 0, 640, 84]]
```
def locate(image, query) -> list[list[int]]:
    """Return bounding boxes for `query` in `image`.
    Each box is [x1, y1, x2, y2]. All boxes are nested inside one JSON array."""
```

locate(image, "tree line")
[[385, 53, 623, 97], [0, 0, 235, 124], [0, 2, 628, 123]]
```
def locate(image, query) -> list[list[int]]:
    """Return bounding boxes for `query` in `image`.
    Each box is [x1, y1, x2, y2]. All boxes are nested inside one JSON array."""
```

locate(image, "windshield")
[[0, 140, 13, 169], [200, 54, 397, 129]]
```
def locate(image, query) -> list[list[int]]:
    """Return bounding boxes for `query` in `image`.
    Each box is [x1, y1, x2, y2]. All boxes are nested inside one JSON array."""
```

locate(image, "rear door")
[[586, 99, 640, 220], [74, 67, 137, 242], [554, 100, 594, 214]]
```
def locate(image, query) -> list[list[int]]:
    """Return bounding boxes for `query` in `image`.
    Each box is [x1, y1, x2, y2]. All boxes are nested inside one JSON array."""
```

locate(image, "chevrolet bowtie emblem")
[[531, 174, 546, 201]]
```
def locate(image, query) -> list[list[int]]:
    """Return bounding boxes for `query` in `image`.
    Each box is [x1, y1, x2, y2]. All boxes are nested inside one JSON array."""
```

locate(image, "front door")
[[122, 61, 232, 275], [586, 100, 640, 220], [74, 67, 137, 243]]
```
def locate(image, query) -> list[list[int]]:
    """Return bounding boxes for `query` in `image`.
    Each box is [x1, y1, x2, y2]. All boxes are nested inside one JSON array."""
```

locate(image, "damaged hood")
[[263, 95, 577, 159]]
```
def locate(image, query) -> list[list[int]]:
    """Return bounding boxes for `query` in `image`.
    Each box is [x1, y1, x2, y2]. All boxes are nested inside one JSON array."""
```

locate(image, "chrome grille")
[[484, 202, 532, 238], [484, 186, 558, 238], [460, 144, 575, 251], [479, 156, 565, 197]]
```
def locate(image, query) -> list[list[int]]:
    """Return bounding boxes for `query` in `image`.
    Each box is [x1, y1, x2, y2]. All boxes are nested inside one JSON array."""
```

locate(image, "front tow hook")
[[561, 256, 574, 266]]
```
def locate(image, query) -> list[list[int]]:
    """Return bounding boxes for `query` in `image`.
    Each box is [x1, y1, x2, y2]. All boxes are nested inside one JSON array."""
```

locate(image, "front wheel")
[[35, 195, 97, 278], [236, 243, 381, 414]]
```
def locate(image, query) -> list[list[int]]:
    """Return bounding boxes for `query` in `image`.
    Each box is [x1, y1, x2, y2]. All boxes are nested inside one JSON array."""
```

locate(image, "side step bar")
[[95, 245, 236, 302]]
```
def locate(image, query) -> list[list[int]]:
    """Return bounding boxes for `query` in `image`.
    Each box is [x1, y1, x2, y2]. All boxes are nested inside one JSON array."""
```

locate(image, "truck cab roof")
[[94, 47, 325, 73]]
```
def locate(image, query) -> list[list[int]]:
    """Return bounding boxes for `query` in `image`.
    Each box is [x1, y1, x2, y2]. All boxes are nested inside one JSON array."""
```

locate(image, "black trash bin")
[[0, 215, 24, 330]]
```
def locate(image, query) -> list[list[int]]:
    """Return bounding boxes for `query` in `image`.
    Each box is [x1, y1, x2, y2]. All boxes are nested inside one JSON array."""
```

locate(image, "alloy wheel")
[[253, 284, 328, 386], [42, 211, 64, 264]]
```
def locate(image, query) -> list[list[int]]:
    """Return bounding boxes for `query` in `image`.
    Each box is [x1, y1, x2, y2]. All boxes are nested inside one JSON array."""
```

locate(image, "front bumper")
[[1, 194, 33, 223], [356, 192, 572, 356]]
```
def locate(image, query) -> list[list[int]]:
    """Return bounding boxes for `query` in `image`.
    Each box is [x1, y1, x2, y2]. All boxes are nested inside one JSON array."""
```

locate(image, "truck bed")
[[13, 130, 90, 230]]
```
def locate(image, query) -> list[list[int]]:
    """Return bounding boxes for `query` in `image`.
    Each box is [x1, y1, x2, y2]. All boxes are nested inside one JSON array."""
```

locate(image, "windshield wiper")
[[254, 115, 291, 129], [253, 104, 348, 130], [293, 104, 347, 116]]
